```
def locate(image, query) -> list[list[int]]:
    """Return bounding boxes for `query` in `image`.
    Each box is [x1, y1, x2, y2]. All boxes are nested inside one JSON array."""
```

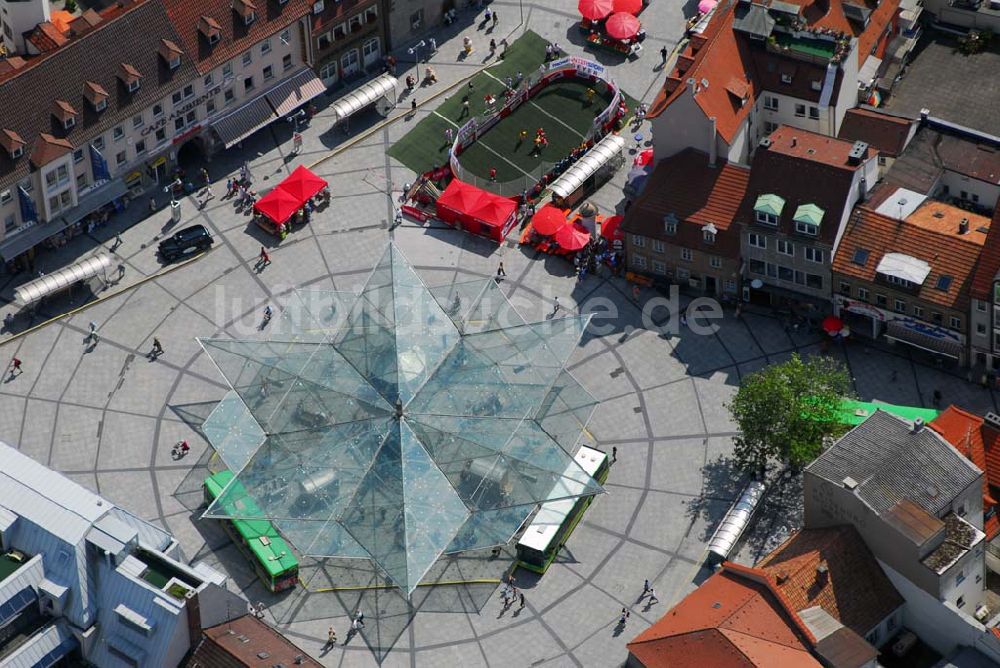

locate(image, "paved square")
[[1, 2, 996, 666]]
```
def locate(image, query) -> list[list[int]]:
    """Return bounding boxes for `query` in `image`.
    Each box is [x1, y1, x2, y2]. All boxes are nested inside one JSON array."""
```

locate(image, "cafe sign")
[[141, 84, 224, 137]]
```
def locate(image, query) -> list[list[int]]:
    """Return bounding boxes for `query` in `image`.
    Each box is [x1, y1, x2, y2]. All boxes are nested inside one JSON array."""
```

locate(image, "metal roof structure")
[[13, 254, 111, 306], [706, 480, 766, 562], [549, 133, 626, 199], [199, 243, 603, 596], [329, 73, 397, 124], [806, 410, 982, 516]]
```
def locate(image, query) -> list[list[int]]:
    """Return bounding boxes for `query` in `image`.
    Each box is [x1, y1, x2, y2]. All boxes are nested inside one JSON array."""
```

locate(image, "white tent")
[[549, 133, 626, 200], [329, 73, 398, 124], [15, 255, 111, 306]]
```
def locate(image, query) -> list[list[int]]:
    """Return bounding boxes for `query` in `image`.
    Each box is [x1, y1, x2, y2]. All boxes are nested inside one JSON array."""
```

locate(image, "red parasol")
[[633, 148, 654, 167], [532, 205, 569, 235], [822, 315, 844, 335], [601, 215, 624, 241], [613, 0, 643, 14], [555, 222, 592, 251], [579, 0, 614, 20], [605, 12, 641, 40]]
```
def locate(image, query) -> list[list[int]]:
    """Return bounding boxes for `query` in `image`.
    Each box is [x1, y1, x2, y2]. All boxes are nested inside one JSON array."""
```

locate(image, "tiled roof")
[[163, 0, 312, 75], [649, 0, 896, 138], [28, 21, 70, 53], [757, 526, 904, 636], [737, 126, 866, 245], [0, 57, 27, 77], [620, 148, 750, 258], [970, 207, 1000, 300], [184, 614, 322, 668], [29, 134, 73, 169], [806, 410, 983, 516], [0, 0, 198, 189], [313, 0, 370, 30], [930, 405, 1000, 540], [837, 108, 915, 157], [627, 563, 819, 668], [832, 206, 987, 310]]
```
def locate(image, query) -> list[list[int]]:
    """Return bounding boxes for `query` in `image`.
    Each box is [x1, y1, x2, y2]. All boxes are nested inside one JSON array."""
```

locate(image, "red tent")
[[278, 165, 327, 202], [532, 206, 568, 235], [254, 187, 302, 225], [435, 180, 518, 243]]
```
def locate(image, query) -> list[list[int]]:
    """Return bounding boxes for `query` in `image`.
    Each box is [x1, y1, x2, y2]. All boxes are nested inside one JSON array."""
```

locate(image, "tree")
[[727, 353, 852, 479]]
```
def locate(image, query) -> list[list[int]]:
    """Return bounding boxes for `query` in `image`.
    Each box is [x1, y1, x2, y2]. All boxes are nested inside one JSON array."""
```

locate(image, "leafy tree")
[[727, 353, 852, 479]]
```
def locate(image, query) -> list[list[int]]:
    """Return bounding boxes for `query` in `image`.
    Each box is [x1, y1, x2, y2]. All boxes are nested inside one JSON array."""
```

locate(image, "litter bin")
[[170, 200, 182, 224]]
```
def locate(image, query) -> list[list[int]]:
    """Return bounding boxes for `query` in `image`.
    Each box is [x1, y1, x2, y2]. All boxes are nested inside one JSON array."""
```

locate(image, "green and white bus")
[[516, 445, 609, 574], [204, 470, 299, 592]]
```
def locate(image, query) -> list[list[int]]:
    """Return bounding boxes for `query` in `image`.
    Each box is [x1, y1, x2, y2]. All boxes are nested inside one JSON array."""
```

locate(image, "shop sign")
[[893, 317, 960, 342], [837, 296, 885, 321]]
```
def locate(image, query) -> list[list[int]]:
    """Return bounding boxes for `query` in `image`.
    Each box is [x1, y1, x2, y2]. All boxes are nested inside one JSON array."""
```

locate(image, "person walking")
[[552, 296, 560, 315], [10, 357, 22, 377], [445, 127, 454, 144], [497, 262, 506, 278], [490, 38, 497, 54], [643, 579, 650, 596], [519, 591, 525, 609], [326, 627, 337, 647], [259, 246, 271, 267], [660, 45, 669, 64], [89, 321, 99, 343], [492, 11, 499, 27], [619, 608, 630, 626], [461, 98, 471, 117], [152, 337, 163, 357], [648, 587, 658, 604], [612, 446, 617, 462]]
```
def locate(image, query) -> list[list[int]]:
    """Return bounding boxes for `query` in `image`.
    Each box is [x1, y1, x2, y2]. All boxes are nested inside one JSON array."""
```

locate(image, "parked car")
[[158, 224, 213, 262]]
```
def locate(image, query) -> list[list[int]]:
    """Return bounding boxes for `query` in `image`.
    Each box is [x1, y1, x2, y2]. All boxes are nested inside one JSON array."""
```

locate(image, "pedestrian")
[[643, 579, 650, 595], [492, 11, 498, 27], [518, 128, 528, 145], [148, 197, 157, 213], [490, 38, 497, 54], [489, 167, 497, 182], [552, 296, 560, 315], [483, 8, 491, 23], [89, 321, 99, 343], [660, 45, 669, 64], [411, 98, 417, 112], [468, 80, 475, 93], [462, 98, 470, 117], [445, 127, 454, 143], [619, 608, 630, 625], [113, 231, 122, 250], [519, 591, 525, 609], [545, 44, 552, 61], [10, 357, 22, 377], [200, 167, 209, 185], [648, 588, 658, 604], [258, 246, 271, 267], [612, 446, 617, 462], [497, 262, 506, 278], [152, 337, 163, 357], [327, 627, 337, 646]]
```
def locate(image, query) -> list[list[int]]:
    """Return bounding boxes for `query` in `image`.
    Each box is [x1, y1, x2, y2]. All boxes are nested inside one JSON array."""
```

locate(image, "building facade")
[[384, 0, 448, 49], [738, 126, 877, 312], [0, 0, 324, 270], [620, 148, 749, 297], [310, 0, 385, 87]]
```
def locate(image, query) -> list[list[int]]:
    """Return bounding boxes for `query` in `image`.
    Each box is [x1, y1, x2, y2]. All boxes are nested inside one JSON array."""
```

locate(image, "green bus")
[[515, 445, 610, 574], [204, 470, 299, 592]]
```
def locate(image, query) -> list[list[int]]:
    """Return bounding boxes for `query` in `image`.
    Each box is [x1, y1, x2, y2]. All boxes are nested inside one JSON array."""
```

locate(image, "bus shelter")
[[329, 73, 397, 127], [549, 133, 625, 208], [14, 254, 112, 307]]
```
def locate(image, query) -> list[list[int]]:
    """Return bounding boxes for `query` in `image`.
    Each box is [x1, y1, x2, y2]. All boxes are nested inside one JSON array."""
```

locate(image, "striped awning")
[[266, 68, 327, 117], [211, 95, 276, 149], [885, 319, 962, 359]]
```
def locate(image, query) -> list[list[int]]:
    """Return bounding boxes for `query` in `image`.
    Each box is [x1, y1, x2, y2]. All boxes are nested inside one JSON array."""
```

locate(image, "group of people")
[[531, 127, 549, 154]]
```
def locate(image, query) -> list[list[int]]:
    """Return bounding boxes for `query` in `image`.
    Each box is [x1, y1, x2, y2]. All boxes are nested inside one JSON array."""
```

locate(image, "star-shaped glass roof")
[[199, 244, 602, 596]]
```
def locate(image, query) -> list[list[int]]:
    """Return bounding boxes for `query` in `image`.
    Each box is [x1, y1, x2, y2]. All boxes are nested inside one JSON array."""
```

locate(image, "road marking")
[[433, 111, 535, 179], [483, 70, 586, 139]]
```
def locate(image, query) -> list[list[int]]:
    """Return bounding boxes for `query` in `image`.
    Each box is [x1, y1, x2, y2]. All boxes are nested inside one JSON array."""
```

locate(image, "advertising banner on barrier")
[[547, 56, 606, 79]]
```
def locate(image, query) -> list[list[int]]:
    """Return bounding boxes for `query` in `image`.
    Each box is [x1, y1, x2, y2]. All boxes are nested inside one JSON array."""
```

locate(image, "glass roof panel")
[[201, 390, 265, 472]]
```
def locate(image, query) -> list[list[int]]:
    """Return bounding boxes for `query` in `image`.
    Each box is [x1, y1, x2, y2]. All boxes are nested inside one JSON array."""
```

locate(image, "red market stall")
[[435, 179, 518, 243], [253, 166, 329, 238]]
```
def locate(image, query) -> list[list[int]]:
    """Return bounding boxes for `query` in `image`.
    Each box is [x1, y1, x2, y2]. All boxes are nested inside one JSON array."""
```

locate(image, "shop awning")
[[266, 68, 328, 117], [549, 133, 626, 199], [211, 95, 276, 149], [0, 181, 126, 262], [885, 319, 962, 359], [14, 254, 112, 305], [329, 73, 397, 123]]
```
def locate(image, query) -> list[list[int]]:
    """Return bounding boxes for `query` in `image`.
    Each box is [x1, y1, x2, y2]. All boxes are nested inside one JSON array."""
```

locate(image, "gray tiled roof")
[[0, 1, 198, 189], [806, 410, 982, 516]]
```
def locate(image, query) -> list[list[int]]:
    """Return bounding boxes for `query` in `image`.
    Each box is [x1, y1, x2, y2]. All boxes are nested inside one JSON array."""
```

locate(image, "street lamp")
[[287, 109, 307, 131], [407, 40, 427, 64]]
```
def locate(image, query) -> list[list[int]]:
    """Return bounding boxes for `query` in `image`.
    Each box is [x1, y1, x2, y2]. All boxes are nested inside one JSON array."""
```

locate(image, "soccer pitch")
[[388, 32, 621, 184]]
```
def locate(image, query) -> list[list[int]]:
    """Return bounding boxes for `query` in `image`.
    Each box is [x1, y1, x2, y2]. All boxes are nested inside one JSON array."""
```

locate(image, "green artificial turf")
[[388, 30, 636, 189]]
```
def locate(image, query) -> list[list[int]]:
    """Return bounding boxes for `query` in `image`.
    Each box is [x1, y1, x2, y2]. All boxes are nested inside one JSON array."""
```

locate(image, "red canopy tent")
[[435, 180, 518, 243], [254, 187, 301, 226], [278, 165, 327, 202]]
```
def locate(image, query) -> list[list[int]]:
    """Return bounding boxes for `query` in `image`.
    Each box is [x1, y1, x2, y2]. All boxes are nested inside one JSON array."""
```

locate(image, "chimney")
[[858, 176, 868, 203], [688, 77, 698, 95], [959, 217, 970, 234], [913, 416, 925, 433], [920, 108, 930, 122], [847, 141, 869, 165], [708, 116, 718, 167], [776, 570, 789, 584], [985, 412, 1000, 433], [816, 562, 829, 582], [791, 136, 798, 148]]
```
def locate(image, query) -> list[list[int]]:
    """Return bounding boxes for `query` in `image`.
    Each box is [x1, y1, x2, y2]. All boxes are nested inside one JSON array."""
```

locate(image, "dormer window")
[[780, 73, 792, 84], [119, 63, 143, 93], [95, 99, 107, 112], [702, 223, 717, 244], [84, 81, 109, 112], [11, 146, 23, 159], [159, 39, 183, 70], [198, 16, 223, 44], [234, 0, 257, 25], [63, 117, 76, 130], [1, 129, 26, 159], [52, 100, 78, 131], [663, 213, 678, 235], [793, 203, 824, 235], [753, 194, 784, 225]]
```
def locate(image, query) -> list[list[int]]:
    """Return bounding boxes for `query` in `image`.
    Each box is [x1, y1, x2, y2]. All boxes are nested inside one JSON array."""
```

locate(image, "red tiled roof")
[[28, 21, 70, 53], [832, 207, 986, 311], [757, 526, 904, 635], [766, 125, 875, 169], [28, 134, 73, 168], [620, 148, 750, 259], [969, 207, 1000, 300], [837, 108, 915, 158], [184, 614, 321, 668], [930, 405, 1000, 540], [164, 0, 312, 75], [627, 564, 819, 668]]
